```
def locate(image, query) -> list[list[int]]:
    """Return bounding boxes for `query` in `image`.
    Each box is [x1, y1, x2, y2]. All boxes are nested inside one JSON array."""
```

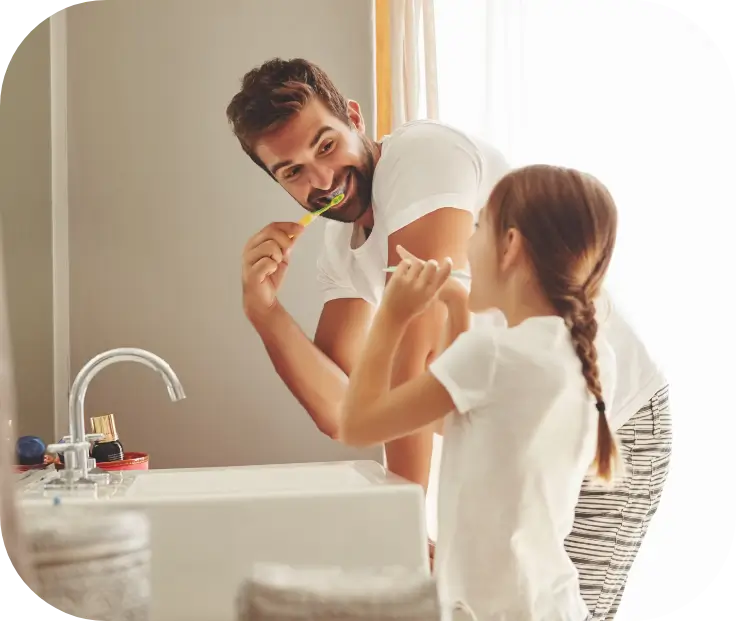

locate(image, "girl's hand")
[[381, 245, 453, 325]]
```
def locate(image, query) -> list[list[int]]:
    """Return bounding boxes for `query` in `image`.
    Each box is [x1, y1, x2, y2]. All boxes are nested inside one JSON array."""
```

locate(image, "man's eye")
[[284, 166, 302, 179], [320, 140, 334, 154]]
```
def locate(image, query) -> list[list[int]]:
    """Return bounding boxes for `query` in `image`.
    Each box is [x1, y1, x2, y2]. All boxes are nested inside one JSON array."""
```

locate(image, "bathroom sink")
[[18, 460, 429, 621], [127, 461, 374, 498]]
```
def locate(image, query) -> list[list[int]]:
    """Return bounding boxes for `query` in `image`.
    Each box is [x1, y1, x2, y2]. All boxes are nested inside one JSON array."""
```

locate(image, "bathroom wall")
[[59, 0, 381, 467], [0, 19, 54, 442]]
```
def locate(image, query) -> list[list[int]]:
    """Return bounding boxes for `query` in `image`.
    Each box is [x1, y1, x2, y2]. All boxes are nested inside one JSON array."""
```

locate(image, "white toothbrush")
[[382, 266, 471, 280]]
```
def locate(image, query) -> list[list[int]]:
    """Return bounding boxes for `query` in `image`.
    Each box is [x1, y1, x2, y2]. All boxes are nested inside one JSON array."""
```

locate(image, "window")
[[434, 1, 736, 619]]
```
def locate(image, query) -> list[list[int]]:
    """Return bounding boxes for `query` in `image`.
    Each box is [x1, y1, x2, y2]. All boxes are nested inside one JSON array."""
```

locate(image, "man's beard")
[[306, 135, 375, 224]]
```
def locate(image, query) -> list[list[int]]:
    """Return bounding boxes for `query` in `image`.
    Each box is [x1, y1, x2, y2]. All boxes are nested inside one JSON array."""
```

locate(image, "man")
[[227, 58, 508, 488], [226, 58, 671, 621]]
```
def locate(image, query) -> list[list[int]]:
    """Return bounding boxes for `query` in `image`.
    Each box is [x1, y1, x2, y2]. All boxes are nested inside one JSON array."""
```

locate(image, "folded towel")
[[23, 506, 150, 621], [237, 564, 444, 621]]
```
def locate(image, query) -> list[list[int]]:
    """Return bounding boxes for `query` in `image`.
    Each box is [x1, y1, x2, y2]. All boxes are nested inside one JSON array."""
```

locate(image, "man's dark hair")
[[226, 58, 350, 172]]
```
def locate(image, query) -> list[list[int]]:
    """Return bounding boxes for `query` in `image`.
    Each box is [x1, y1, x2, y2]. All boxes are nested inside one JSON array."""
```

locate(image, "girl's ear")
[[499, 227, 524, 273]]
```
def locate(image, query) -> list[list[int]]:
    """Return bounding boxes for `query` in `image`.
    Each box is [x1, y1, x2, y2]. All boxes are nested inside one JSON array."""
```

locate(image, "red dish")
[[95, 452, 149, 471]]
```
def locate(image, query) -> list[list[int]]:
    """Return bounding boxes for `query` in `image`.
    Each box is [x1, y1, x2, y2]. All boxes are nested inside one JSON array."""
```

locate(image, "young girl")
[[337, 164, 621, 621]]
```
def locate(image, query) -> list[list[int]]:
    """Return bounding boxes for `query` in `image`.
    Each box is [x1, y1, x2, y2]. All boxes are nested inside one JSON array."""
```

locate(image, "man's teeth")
[[327, 182, 347, 200]]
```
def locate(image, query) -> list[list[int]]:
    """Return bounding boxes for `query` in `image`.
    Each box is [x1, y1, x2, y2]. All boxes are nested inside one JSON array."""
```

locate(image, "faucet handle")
[[60, 433, 105, 443], [47, 441, 90, 454]]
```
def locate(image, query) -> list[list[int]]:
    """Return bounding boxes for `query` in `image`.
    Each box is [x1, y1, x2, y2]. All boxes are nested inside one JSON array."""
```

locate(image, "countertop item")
[[90, 413, 125, 463], [15, 455, 58, 473], [237, 563, 443, 620], [23, 506, 151, 620], [95, 451, 149, 471], [16, 435, 46, 465]]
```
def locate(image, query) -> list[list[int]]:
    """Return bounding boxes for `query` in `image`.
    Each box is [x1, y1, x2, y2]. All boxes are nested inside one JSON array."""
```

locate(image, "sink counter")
[[18, 460, 430, 621]]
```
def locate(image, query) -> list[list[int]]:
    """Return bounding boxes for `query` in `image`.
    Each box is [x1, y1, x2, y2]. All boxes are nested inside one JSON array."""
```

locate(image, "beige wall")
[[0, 19, 54, 442], [63, 0, 381, 467]]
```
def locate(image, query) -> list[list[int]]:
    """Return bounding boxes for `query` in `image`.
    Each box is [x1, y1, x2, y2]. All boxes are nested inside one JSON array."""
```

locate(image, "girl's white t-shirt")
[[429, 316, 616, 621]]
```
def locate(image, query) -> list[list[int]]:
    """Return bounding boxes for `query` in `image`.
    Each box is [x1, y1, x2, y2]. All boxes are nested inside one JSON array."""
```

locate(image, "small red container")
[[95, 452, 149, 471], [15, 455, 59, 474]]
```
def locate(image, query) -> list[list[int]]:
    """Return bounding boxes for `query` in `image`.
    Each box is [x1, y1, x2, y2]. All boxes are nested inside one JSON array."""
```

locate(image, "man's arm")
[[383, 207, 474, 489], [430, 283, 471, 436], [250, 298, 373, 438], [314, 298, 374, 376]]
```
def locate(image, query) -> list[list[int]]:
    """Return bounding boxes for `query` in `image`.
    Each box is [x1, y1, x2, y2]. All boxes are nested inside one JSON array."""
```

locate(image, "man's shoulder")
[[595, 290, 647, 349], [383, 120, 481, 154], [378, 120, 510, 190]]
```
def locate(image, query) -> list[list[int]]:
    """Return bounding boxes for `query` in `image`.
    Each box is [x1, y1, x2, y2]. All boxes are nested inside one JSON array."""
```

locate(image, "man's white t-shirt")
[[317, 120, 508, 306], [429, 316, 616, 621], [314, 117, 666, 545]]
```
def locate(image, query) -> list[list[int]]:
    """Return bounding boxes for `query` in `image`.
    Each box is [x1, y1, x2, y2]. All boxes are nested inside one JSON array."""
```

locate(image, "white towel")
[[237, 564, 445, 621]]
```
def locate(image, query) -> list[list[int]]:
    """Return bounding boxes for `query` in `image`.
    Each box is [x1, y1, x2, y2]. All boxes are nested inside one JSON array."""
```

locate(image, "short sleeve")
[[374, 122, 509, 235], [315, 247, 361, 303], [429, 328, 498, 414], [596, 337, 618, 426]]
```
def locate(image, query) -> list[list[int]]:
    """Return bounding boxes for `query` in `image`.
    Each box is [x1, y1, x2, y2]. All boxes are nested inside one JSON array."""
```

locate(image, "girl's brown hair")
[[488, 164, 620, 482]]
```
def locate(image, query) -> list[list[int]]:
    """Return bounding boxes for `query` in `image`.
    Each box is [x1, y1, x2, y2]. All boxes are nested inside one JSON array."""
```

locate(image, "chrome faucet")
[[46, 347, 185, 488]]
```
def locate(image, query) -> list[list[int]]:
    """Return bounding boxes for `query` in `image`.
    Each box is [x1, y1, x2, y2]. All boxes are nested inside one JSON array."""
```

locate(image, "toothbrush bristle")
[[298, 193, 346, 228]]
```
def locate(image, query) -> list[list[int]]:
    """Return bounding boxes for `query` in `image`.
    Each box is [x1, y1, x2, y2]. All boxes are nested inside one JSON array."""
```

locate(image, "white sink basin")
[[18, 460, 429, 621], [127, 461, 373, 498]]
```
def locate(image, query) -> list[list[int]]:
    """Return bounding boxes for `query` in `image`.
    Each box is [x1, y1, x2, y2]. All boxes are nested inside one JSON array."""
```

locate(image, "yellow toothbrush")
[[298, 193, 345, 227]]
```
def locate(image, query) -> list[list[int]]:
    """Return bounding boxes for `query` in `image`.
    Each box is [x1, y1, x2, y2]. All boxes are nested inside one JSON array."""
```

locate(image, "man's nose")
[[309, 164, 334, 192]]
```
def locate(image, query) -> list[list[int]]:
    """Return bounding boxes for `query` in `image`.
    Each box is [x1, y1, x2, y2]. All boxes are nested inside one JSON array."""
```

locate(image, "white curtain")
[[433, 1, 735, 620], [388, 0, 439, 130]]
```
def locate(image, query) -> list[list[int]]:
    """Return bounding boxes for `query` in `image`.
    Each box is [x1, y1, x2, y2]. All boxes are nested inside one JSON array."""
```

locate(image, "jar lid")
[[90, 413, 118, 443], [22, 506, 149, 566]]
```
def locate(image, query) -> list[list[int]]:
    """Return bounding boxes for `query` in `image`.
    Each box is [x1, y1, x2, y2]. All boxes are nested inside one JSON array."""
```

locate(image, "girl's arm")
[[337, 305, 457, 447]]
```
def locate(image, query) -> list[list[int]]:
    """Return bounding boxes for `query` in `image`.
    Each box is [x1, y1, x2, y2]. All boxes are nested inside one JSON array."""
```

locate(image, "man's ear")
[[347, 100, 365, 133]]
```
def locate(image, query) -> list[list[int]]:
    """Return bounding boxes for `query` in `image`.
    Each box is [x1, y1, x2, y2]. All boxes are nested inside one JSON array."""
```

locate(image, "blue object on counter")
[[16, 435, 47, 466]]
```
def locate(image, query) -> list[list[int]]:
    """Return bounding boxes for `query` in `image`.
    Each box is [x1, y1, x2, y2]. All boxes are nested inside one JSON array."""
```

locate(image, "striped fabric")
[[565, 385, 672, 621]]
